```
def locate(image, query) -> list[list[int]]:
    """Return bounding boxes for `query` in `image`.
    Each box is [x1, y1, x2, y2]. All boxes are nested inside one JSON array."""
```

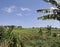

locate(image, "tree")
[[37, 0, 60, 21], [18, 26, 22, 29]]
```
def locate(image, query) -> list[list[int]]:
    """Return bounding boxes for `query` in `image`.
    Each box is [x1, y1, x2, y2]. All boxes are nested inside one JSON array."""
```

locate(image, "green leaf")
[[37, 9, 53, 13], [37, 14, 57, 20]]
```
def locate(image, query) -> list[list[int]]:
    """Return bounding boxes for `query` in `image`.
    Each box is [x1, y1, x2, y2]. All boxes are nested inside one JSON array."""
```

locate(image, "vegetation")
[[0, 25, 60, 47], [0, 0, 60, 47], [37, 0, 60, 21], [36, 0, 60, 47]]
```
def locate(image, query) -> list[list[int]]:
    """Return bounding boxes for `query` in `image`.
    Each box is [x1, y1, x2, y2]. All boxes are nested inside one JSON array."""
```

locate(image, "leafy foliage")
[[0, 26, 5, 42], [37, 0, 60, 21]]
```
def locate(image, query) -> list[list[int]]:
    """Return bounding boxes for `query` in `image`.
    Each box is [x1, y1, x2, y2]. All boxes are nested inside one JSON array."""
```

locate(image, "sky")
[[0, 0, 60, 28]]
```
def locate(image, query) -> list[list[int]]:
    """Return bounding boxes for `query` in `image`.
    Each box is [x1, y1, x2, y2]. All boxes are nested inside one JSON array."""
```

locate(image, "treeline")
[[3, 25, 23, 29]]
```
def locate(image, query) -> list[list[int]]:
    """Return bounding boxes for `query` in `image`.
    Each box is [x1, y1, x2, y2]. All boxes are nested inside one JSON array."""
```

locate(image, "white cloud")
[[20, 7, 31, 11], [2, 5, 15, 13], [16, 13, 22, 16]]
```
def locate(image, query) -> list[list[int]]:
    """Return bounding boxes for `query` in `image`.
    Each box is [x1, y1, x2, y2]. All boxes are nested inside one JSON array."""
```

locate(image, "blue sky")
[[0, 0, 60, 28]]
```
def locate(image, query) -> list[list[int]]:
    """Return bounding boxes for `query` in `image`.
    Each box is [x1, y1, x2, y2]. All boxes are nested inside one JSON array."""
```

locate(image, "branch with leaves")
[[37, 0, 60, 21]]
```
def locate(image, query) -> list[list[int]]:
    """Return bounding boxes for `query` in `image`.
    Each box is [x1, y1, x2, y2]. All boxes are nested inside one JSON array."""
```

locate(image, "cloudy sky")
[[0, 0, 60, 28]]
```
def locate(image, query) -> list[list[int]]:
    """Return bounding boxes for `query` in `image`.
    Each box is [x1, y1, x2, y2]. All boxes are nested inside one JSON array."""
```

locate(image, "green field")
[[0, 26, 60, 47]]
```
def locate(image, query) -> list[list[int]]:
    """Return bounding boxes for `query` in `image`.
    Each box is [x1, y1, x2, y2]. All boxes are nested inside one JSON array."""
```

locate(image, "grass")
[[0, 27, 60, 47]]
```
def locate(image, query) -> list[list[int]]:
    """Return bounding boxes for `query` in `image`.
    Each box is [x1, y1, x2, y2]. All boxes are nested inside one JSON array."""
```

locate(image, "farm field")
[[0, 26, 60, 47]]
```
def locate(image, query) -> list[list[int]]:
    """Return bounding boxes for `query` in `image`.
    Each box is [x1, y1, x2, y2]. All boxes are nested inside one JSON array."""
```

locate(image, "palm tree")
[[37, 0, 60, 21]]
